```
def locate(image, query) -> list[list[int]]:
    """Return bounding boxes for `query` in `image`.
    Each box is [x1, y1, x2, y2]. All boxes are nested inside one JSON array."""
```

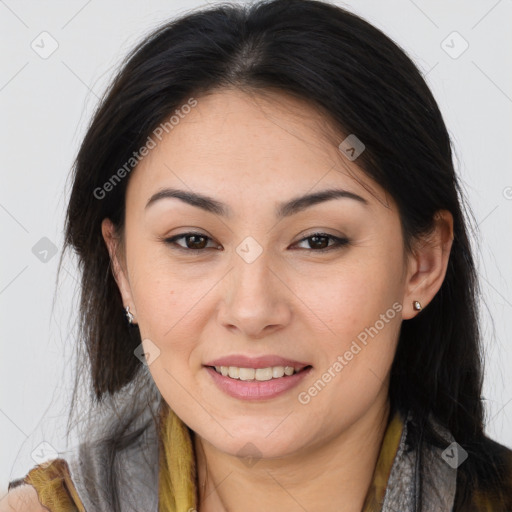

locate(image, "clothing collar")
[[156, 404, 458, 512], [362, 408, 457, 511], [64, 394, 457, 511]]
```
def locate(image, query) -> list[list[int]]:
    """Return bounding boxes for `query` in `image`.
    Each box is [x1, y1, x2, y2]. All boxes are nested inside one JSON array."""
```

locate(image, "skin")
[[101, 87, 453, 512], [0, 484, 49, 511]]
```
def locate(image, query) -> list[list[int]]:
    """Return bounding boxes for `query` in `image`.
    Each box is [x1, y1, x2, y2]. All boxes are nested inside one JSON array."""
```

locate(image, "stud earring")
[[125, 305, 135, 324], [413, 300, 422, 311]]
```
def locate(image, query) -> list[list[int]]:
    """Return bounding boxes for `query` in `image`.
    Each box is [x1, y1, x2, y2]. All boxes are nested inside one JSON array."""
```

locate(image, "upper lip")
[[204, 354, 311, 371]]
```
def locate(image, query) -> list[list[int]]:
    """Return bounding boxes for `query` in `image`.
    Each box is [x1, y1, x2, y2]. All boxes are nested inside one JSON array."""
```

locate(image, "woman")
[[3, 0, 512, 510]]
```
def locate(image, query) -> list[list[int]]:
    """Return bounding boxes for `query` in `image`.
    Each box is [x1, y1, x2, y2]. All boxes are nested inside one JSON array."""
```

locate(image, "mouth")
[[206, 364, 313, 381]]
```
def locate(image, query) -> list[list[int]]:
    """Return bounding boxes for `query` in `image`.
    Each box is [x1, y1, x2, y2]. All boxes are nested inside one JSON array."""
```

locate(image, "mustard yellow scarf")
[[156, 402, 404, 512], [158, 402, 197, 512], [19, 400, 512, 511], [21, 402, 403, 511]]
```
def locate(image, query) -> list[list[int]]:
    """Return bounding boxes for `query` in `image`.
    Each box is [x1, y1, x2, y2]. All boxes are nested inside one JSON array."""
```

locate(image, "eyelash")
[[163, 231, 350, 253]]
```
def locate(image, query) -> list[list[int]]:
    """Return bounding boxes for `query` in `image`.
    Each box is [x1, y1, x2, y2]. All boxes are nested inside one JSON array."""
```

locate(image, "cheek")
[[294, 246, 404, 396], [129, 247, 203, 332], [129, 262, 209, 416], [298, 247, 404, 338], [127, 258, 211, 387], [291, 279, 401, 436]]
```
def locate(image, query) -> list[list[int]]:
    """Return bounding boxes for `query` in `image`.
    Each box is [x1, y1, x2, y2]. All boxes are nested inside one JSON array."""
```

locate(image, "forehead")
[[126, 87, 384, 211]]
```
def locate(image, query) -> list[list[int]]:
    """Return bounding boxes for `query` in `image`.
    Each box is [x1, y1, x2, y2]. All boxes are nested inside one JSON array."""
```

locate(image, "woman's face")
[[103, 87, 418, 459]]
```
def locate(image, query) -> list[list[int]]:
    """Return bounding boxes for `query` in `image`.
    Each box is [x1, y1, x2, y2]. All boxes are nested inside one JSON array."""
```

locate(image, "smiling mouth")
[[207, 365, 313, 381]]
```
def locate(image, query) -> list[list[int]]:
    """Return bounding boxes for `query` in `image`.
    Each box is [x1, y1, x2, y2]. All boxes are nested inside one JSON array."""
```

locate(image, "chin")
[[198, 421, 306, 460]]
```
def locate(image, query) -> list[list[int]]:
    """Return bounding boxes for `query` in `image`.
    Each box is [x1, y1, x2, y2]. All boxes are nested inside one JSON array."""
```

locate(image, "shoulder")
[[0, 484, 48, 511], [2, 459, 81, 512], [454, 436, 512, 511]]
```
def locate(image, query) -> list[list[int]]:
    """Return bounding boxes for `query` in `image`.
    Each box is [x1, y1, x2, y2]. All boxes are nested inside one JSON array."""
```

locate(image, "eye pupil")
[[187, 234, 207, 249], [166, 231, 347, 253], [309, 235, 329, 249]]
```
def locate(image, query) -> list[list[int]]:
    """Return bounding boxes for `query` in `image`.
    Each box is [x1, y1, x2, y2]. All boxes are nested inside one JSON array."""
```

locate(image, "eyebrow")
[[145, 187, 368, 218]]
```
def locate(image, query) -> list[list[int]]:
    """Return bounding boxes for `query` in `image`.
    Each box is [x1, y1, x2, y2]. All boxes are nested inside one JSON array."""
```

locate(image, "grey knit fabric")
[[9, 373, 458, 512], [66, 369, 162, 512], [66, 403, 160, 512], [64, 407, 457, 511], [382, 410, 457, 512]]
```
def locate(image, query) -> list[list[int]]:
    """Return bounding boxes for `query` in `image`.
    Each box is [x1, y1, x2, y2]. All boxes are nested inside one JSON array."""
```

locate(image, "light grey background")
[[1, 0, 511, 496]]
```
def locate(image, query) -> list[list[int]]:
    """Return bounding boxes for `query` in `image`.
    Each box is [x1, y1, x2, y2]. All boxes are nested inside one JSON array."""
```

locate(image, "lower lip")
[[205, 366, 312, 401]]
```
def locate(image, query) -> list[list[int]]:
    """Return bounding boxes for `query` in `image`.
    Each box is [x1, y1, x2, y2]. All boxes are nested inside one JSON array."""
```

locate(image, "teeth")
[[272, 366, 285, 378], [239, 368, 255, 381], [213, 365, 302, 381], [255, 368, 273, 381]]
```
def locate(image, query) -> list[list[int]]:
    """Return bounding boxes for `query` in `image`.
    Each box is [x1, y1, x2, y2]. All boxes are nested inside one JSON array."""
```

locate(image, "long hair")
[[57, 0, 510, 509]]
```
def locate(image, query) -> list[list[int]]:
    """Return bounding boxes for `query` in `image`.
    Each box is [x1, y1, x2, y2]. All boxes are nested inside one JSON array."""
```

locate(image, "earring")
[[413, 300, 422, 311], [125, 305, 135, 324]]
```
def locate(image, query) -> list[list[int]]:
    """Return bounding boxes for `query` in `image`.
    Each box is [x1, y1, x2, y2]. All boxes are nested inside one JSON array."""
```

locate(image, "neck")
[[193, 393, 391, 512]]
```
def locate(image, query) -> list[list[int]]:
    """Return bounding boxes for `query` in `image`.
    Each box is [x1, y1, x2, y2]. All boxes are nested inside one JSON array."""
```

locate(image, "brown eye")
[[163, 231, 349, 253], [294, 232, 349, 251], [164, 232, 217, 251]]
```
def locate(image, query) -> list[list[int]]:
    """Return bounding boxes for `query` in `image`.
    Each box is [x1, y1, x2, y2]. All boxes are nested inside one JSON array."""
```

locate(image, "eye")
[[163, 231, 349, 253], [293, 232, 349, 252], [164, 232, 219, 251]]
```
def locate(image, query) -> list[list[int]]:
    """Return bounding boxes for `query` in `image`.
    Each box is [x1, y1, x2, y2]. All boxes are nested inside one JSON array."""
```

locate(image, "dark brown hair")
[[57, 0, 512, 509]]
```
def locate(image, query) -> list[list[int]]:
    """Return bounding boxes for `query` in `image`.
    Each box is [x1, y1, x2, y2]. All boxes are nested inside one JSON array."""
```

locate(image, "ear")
[[402, 210, 454, 320], [101, 218, 138, 323]]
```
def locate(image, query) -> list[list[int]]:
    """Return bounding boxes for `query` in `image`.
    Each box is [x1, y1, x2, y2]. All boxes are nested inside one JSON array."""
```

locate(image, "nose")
[[217, 250, 292, 339]]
